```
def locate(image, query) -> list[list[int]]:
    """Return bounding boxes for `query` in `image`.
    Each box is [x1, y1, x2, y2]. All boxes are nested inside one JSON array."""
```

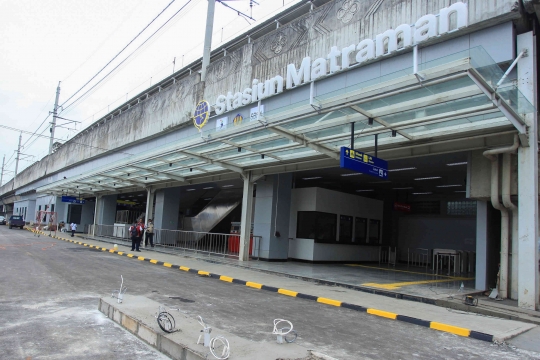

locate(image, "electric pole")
[[49, 81, 61, 155], [200, 0, 216, 82], [0, 155, 4, 186], [15, 132, 22, 176]]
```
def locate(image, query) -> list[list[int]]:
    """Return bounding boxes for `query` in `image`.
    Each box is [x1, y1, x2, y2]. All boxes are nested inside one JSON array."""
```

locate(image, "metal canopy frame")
[[38, 47, 534, 197]]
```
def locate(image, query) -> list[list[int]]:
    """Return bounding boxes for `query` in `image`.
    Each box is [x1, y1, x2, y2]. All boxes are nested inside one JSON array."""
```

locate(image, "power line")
[[61, 0, 147, 84], [60, 0, 197, 115], [22, 113, 51, 148], [60, 0, 178, 108], [0, 123, 134, 157]]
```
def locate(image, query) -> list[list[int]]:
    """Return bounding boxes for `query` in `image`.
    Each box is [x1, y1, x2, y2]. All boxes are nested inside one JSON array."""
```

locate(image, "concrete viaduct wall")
[[0, 0, 521, 197]]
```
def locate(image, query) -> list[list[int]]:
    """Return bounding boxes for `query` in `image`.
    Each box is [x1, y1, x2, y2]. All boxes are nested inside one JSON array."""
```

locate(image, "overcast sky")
[[0, 0, 300, 183]]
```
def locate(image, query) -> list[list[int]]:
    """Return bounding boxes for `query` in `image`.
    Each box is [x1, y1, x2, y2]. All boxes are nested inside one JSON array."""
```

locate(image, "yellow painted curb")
[[163, 263, 172, 267], [127, 254, 134, 258], [198, 270, 210, 276], [150, 259, 158, 264], [180, 266, 190, 271], [220, 276, 234, 283], [317, 297, 342, 307], [278, 289, 298, 297], [137, 256, 145, 261], [246, 281, 262, 289], [367, 308, 397, 319], [430, 322, 470, 337]]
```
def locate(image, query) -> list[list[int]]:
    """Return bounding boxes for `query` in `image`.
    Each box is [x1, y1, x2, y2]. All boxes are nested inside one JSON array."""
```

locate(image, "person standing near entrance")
[[129, 222, 140, 252], [70, 222, 77, 237], [145, 219, 154, 248]]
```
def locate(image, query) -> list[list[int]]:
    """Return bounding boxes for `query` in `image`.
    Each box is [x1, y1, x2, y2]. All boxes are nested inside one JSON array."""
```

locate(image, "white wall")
[[288, 188, 383, 262]]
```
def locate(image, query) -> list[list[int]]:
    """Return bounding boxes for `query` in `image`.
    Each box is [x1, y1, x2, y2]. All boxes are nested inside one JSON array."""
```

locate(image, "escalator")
[[183, 189, 243, 234]]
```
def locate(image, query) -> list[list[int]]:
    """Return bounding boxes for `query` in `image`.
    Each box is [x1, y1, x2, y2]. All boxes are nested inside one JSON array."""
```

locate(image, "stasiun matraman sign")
[[212, 2, 468, 116]]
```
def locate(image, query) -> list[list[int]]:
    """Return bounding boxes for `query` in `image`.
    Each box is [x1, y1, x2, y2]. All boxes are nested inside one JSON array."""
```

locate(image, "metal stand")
[[272, 319, 298, 344], [155, 305, 181, 333], [196, 316, 212, 347], [111, 275, 127, 303]]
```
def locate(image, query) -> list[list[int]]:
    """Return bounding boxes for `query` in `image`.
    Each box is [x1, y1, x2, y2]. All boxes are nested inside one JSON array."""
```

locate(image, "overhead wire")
[[60, 0, 199, 116], [60, 0, 179, 108], [61, 0, 147, 84]]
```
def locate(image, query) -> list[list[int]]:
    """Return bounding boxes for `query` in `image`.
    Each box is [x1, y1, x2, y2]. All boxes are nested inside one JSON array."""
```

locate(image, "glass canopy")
[[38, 46, 534, 196]]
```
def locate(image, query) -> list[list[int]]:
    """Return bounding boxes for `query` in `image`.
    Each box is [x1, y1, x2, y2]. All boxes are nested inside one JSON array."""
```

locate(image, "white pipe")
[[502, 152, 519, 299], [496, 50, 526, 89], [483, 135, 519, 299]]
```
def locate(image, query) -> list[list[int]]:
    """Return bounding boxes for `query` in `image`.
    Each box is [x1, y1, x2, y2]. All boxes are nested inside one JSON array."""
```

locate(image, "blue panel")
[[61, 196, 85, 204], [339, 147, 388, 179]]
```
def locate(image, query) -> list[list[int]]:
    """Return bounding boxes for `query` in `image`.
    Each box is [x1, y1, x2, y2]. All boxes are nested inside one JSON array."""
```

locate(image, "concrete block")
[[138, 324, 158, 347], [113, 308, 121, 323], [108, 304, 114, 319], [185, 348, 205, 360], [99, 300, 109, 316], [121, 315, 139, 334], [159, 336, 185, 360]]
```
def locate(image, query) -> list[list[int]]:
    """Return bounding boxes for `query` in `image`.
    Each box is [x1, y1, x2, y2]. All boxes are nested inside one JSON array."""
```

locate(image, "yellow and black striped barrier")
[[27, 228, 493, 343]]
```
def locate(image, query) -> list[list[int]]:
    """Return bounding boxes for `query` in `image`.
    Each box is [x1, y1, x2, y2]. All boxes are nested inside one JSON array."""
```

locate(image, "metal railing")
[[407, 248, 430, 271], [87, 224, 260, 260], [379, 246, 398, 266]]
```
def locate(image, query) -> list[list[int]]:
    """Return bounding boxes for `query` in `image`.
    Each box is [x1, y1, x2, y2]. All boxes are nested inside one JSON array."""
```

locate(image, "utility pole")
[[49, 81, 61, 155], [200, 0, 216, 82], [0, 155, 4, 186], [15, 132, 22, 176]]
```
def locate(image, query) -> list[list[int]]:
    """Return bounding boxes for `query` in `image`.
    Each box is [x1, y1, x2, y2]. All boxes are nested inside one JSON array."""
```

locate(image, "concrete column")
[[145, 187, 155, 223], [253, 174, 292, 260], [476, 200, 489, 291], [154, 188, 181, 230], [97, 194, 117, 225], [517, 32, 539, 310], [239, 172, 255, 261], [92, 195, 102, 236]]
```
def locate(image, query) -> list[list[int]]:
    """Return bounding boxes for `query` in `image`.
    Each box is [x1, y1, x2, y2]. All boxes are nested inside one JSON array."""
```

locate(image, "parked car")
[[8, 215, 25, 229], [0, 216, 5, 225]]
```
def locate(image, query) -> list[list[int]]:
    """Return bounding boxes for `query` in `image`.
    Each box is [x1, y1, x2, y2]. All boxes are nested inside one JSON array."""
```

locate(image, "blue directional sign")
[[61, 195, 85, 204], [340, 147, 388, 179]]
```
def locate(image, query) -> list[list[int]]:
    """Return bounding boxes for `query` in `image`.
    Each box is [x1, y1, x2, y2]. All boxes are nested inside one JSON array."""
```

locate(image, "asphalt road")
[[1, 227, 538, 360]]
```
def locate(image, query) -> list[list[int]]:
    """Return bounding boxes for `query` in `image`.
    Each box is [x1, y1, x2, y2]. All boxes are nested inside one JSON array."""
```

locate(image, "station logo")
[[233, 114, 243, 126], [193, 100, 210, 130]]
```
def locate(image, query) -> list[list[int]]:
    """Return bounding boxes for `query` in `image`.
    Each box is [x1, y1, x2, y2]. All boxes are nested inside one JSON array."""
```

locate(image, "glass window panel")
[[249, 138, 293, 151], [229, 129, 272, 144], [296, 211, 337, 243], [355, 217, 367, 243], [368, 219, 380, 244], [339, 215, 353, 242]]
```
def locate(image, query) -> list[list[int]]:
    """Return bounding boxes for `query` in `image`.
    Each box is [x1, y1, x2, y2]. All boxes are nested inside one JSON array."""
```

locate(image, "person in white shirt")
[[70, 223, 77, 237]]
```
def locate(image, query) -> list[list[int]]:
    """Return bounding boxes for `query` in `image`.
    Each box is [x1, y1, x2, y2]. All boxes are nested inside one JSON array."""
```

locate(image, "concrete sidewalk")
[[41, 229, 537, 343]]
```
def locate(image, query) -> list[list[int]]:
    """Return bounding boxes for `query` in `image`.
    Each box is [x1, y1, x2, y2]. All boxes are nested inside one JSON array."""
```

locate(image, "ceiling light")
[[203, 187, 213, 189], [388, 167, 416, 172], [413, 192, 432, 195], [341, 173, 362, 177], [369, 180, 391, 184], [455, 190, 467, 193], [393, 187, 413, 190], [436, 184, 462, 188], [186, 189, 196, 191], [204, 198, 212, 200], [356, 189, 374, 192], [302, 177, 322, 180], [414, 176, 441, 181], [446, 162, 467, 166], [138, 194, 144, 197], [222, 185, 234, 187]]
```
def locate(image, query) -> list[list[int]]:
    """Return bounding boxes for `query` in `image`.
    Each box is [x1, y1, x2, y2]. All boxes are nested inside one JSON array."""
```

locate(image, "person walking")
[[129, 222, 140, 251], [70, 222, 77, 237], [145, 219, 154, 248]]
